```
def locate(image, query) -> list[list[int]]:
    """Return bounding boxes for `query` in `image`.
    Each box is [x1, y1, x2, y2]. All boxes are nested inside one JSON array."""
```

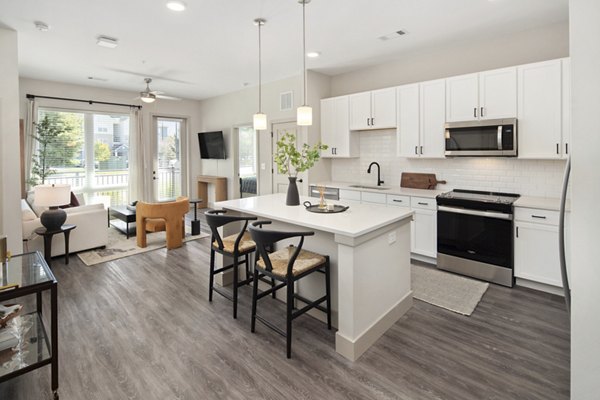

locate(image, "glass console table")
[[0, 251, 58, 399]]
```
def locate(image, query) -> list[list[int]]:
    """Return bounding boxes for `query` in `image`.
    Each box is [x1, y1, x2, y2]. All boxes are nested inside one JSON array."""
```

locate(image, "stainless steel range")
[[436, 189, 520, 287]]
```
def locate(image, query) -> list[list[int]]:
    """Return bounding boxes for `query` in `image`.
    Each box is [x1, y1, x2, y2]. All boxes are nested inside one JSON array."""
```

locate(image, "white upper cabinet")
[[446, 73, 479, 122], [479, 67, 517, 119], [320, 96, 358, 158], [518, 59, 562, 159], [349, 88, 396, 130], [561, 58, 571, 159], [446, 68, 517, 122], [397, 84, 420, 158], [420, 79, 446, 158], [397, 80, 445, 158]]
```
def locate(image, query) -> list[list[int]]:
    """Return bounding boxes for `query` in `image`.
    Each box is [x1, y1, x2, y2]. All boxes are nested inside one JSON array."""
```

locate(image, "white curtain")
[[128, 108, 153, 202], [23, 99, 37, 193]]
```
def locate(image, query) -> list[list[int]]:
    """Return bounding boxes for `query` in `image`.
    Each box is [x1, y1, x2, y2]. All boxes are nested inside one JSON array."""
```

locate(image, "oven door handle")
[[438, 205, 512, 220]]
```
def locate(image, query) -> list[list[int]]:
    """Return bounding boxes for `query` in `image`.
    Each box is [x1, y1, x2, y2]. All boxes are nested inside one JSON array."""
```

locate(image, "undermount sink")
[[348, 185, 390, 190]]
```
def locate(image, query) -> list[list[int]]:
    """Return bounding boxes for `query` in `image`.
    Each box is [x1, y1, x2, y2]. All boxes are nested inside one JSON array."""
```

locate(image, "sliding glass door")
[[154, 117, 185, 201], [35, 108, 130, 206]]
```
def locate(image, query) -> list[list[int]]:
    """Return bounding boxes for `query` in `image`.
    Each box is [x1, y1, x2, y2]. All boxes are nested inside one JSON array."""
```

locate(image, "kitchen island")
[[215, 193, 414, 361]]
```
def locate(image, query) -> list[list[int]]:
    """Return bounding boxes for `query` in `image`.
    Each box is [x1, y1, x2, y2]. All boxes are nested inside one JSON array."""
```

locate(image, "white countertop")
[[316, 181, 445, 199], [514, 196, 570, 212], [215, 193, 414, 238]]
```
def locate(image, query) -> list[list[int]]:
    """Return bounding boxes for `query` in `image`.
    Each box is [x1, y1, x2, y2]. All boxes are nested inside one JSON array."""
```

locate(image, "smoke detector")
[[96, 35, 118, 48], [378, 30, 407, 41], [34, 21, 50, 32]]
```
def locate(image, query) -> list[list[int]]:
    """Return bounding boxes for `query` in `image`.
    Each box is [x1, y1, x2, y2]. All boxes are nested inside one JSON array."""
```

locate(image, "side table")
[[34, 224, 76, 267], [0, 251, 59, 399], [189, 199, 203, 235]]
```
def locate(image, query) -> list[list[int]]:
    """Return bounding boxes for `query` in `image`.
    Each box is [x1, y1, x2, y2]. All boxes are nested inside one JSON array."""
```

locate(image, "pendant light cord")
[[302, 1, 308, 106], [258, 21, 262, 113]]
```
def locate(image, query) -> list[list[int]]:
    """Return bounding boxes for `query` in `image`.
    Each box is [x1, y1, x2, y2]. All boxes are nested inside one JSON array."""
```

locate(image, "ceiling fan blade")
[[106, 68, 194, 84], [156, 95, 182, 101]]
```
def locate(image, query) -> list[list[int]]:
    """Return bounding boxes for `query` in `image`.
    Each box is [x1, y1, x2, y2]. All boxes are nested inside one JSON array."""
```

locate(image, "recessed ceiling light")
[[306, 51, 321, 58], [96, 35, 118, 48], [34, 21, 50, 31], [166, 1, 186, 11]]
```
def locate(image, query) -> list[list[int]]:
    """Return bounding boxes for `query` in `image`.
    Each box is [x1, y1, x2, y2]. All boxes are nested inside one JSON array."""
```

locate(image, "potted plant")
[[274, 132, 328, 205]]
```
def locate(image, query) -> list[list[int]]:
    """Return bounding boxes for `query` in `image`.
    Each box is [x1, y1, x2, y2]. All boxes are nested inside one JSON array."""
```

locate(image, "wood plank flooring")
[[0, 236, 570, 399]]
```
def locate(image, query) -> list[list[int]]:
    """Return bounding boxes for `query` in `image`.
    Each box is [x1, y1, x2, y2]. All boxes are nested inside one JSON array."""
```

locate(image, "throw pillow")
[[21, 199, 37, 221]]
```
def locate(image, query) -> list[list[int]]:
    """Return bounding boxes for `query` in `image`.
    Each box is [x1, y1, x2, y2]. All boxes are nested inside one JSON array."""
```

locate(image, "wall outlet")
[[388, 231, 396, 245], [260, 163, 266, 170]]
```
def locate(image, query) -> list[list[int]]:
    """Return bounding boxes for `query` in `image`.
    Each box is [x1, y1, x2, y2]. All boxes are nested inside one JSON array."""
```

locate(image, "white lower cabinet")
[[410, 197, 437, 258], [514, 208, 562, 287]]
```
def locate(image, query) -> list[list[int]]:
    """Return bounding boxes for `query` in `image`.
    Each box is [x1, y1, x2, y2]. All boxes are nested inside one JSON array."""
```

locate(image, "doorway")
[[238, 125, 258, 198], [271, 121, 303, 194], [153, 116, 186, 201]]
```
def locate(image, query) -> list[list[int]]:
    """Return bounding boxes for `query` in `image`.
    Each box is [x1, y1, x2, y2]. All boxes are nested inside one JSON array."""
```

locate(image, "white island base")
[[215, 194, 413, 361]]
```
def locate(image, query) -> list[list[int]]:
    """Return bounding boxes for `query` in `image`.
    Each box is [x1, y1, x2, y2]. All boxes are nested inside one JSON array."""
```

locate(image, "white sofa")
[[21, 198, 108, 257]]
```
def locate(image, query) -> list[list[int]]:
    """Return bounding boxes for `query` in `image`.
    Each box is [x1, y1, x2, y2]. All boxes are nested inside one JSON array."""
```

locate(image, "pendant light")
[[253, 18, 267, 131], [297, 0, 312, 126]]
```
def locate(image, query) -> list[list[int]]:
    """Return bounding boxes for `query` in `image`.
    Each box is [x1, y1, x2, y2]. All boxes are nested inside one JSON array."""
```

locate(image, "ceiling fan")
[[136, 78, 181, 103]]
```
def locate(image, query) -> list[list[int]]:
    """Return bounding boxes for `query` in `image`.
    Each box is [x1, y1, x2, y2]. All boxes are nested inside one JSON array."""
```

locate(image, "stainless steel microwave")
[[445, 118, 517, 157]]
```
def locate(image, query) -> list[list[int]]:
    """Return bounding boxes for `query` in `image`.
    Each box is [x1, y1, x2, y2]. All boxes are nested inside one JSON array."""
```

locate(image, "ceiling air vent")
[[280, 91, 293, 111], [378, 30, 407, 41]]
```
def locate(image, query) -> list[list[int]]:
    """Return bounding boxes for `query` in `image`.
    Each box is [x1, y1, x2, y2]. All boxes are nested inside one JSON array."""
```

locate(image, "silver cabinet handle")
[[531, 215, 547, 219]]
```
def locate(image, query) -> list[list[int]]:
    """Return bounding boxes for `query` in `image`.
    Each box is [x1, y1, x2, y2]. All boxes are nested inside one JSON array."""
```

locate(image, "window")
[[33, 108, 130, 206]]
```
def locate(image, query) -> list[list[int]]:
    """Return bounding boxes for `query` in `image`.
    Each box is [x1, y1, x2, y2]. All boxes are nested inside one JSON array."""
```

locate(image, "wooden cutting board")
[[401, 173, 447, 190]]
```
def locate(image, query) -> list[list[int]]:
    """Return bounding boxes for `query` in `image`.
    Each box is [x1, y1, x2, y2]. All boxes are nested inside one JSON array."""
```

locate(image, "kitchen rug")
[[411, 263, 489, 316], [77, 226, 209, 266]]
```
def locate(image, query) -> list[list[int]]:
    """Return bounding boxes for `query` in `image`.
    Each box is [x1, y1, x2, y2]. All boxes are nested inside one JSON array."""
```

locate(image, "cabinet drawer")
[[339, 189, 361, 202], [387, 194, 410, 207], [514, 207, 559, 226], [411, 196, 436, 210], [361, 191, 387, 204]]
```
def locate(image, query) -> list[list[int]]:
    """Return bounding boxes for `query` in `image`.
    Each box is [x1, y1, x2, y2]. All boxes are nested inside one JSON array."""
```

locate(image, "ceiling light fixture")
[[166, 1, 187, 11], [306, 51, 321, 58], [253, 18, 267, 131], [34, 21, 50, 32], [140, 78, 156, 103], [96, 35, 118, 48], [297, 0, 312, 126]]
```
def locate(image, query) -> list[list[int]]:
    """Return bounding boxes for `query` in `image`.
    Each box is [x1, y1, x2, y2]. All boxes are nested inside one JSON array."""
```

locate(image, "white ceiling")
[[0, 0, 568, 101]]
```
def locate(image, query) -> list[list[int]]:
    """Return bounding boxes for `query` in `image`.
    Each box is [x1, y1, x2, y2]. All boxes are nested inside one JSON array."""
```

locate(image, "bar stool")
[[205, 210, 257, 319], [248, 220, 332, 359]]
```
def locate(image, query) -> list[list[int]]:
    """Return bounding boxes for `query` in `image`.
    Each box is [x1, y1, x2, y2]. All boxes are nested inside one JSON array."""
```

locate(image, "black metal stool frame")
[[249, 220, 332, 358], [205, 210, 258, 319]]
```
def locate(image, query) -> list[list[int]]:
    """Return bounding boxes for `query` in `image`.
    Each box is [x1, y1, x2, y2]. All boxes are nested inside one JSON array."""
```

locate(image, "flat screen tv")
[[198, 131, 226, 159]]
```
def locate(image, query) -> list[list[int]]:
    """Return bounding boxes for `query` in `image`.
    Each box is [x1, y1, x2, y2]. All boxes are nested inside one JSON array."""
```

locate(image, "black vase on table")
[[286, 176, 300, 206]]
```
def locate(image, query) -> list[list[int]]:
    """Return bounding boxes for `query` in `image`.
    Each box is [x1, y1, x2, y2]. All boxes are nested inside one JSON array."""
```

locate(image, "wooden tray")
[[401, 172, 446, 189], [303, 201, 349, 214]]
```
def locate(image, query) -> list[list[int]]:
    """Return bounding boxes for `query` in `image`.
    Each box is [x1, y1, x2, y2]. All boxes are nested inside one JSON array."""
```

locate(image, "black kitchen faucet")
[[367, 162, 384, 186]]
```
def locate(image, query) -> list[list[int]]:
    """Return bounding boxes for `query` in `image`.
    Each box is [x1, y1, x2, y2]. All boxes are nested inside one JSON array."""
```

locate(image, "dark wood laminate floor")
[[0, 236, 570, 400]]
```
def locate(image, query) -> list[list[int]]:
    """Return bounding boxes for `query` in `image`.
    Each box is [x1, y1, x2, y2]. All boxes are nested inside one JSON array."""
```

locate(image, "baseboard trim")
[[335, 291, 413, 362]]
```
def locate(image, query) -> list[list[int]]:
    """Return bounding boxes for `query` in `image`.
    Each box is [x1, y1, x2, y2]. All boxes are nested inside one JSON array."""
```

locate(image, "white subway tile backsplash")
[[331, 130, 567, 198]]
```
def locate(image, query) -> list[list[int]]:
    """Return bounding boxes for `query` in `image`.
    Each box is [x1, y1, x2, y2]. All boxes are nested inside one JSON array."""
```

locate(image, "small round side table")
[[34, 224, 76, 267]]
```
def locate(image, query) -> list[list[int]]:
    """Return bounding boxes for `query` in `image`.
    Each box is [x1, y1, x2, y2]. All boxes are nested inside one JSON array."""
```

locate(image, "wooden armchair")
[[136, 196, 189, 250]]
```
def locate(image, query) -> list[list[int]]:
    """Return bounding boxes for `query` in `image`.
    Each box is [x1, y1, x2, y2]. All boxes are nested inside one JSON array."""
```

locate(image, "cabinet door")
[[320, 98, 337, 158], [446, 73, 479, 122], [479, 67, 517, 120], [372, 88, 396, 129], [349, 92, 372, 130], [514, 222, 562, 287], [412, 208, 437, 258], [420, 79, 446, 158], [517, 60, 562, 159], [397, 84, 421, 158], [561, 58, 571, 159]]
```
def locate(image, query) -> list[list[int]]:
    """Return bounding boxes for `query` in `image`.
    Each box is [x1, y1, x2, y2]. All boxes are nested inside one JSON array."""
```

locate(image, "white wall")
[[0, 27, 23, 254], [195, 71, 331, 201], [330, 21, 569, 96], [331, 130, 566, 197], [569, 0, 600, 398], [19, 78, 203, 201]]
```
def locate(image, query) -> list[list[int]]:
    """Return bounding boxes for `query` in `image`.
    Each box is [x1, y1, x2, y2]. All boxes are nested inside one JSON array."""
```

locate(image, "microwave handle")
[[497, 126, 503, 151]]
